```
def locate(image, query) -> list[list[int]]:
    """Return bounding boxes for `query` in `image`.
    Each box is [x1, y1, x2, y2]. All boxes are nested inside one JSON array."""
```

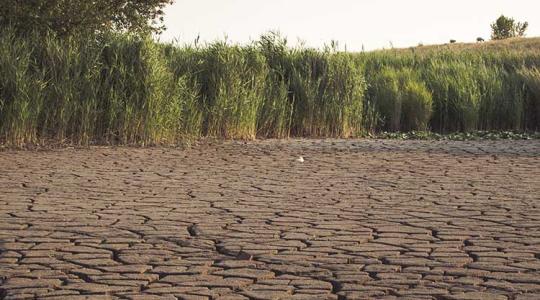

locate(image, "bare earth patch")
[[1, 139, 539, 300]]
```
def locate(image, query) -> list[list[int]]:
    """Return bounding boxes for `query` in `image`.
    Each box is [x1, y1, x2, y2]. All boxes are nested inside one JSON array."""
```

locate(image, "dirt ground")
[[1, 139, 539, 300]]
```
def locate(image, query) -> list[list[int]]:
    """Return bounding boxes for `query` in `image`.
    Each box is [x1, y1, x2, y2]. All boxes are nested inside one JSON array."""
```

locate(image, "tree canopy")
[[491, 15, 528, 40], [0, 0, 175, 36]]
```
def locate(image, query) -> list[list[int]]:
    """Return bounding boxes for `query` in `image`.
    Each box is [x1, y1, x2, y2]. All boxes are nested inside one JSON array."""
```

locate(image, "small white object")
[[296, 156, 304, 163]]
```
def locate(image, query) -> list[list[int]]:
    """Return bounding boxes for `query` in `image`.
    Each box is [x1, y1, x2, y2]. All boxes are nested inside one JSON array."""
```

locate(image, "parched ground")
[[1, 139, 539, 300]]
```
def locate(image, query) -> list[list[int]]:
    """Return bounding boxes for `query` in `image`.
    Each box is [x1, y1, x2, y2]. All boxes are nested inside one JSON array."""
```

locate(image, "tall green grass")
[[360, 49, 540, 133], [0, 31, 195, 146], [518, 67, 540, 129], [285, 49, 366, 136], [198, 43, 268, 139], [367, 67, 432, 132], [0, 28, 539, 146]]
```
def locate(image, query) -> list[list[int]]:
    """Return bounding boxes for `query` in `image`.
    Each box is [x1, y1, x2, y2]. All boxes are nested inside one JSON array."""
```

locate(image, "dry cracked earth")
[[1, 139, 540, 300]]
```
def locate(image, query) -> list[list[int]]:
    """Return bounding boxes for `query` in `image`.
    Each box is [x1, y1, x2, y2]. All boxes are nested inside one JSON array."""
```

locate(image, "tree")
[[491, 15, 528, 40], [0, 0, 175, 37]]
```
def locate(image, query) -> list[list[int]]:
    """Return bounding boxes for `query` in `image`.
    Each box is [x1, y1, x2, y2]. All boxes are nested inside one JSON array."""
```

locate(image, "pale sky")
[[161, 0, 540, 51]]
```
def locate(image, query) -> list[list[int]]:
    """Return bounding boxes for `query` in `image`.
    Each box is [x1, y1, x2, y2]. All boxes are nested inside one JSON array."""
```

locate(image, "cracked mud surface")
[[1, 139, 539, 300]]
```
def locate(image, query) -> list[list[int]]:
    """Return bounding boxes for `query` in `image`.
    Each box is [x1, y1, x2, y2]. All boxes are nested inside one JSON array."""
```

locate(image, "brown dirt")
[[1, 139, 539, 299]]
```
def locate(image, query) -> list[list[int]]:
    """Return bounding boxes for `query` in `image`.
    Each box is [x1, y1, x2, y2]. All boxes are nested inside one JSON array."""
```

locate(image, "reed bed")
[[0, 28, 539, 146]]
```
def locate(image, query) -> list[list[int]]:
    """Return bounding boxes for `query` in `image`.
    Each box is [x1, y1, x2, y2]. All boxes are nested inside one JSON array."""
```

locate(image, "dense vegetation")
[[0, 29, 539, 146]]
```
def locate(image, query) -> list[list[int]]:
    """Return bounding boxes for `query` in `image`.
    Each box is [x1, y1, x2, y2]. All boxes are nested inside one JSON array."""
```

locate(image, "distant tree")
[[0, 0, 175, 37], [491, 15, 528, 40], [449, 39, 456, 44], [476, 37, 485, 42]]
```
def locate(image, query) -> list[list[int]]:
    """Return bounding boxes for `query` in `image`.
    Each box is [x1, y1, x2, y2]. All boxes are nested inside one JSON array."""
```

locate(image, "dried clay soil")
[[1, 139, 540, 299]]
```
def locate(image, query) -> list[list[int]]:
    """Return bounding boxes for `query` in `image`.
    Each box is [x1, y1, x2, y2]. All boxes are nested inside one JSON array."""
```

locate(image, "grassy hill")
[[380, 37, 540, 54]]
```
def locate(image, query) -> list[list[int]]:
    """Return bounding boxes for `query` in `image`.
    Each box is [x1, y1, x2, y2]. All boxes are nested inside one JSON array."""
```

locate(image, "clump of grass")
[[90, 34, 191, 145], [197, 42, 268, 139], [368, 67, 402, 131], [162, 44, 205, 137], [257, 33, 366, 138], [0, 30, 47, 146], [256, 33, 294, 138], [518, 67, 540, 130], [318, 52, 365, 137], [361, 49, 539, 133], [287, 48, 327, 136], [401, 78, 433, 132], [257, 71, 292, 138], [288, 50, 365, 136], [423, 58, 482, 133], [0, 29, 195, 146], [368, 67, 432, 132]]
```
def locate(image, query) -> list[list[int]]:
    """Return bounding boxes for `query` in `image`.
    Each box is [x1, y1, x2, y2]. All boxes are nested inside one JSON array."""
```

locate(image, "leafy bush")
[[491, 15, 528, 40]]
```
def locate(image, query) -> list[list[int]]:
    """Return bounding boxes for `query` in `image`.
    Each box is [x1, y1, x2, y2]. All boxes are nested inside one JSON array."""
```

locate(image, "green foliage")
[[369, 68, 401, 131], [491, 15, 529, 40], [360, 47, 540, 133], [287, 49, 327, 136], [368, 67, 432, 132], [198, 43, 268, 139], [258, 72, 291, 138], [518, 67, 540, 130], [401, 79, 433, 132], [319, 53, 365, 136], [424, 59, 482, 132], [95, 35, 187, 144], [476, 65, 525, 131], [0, 30, 46, 145], [0, 28, 539, 146], [0, 0, 174, 37], [257, 33, 366, 137], [256, 32, 294, 138], [0, 30, 191, 146]]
